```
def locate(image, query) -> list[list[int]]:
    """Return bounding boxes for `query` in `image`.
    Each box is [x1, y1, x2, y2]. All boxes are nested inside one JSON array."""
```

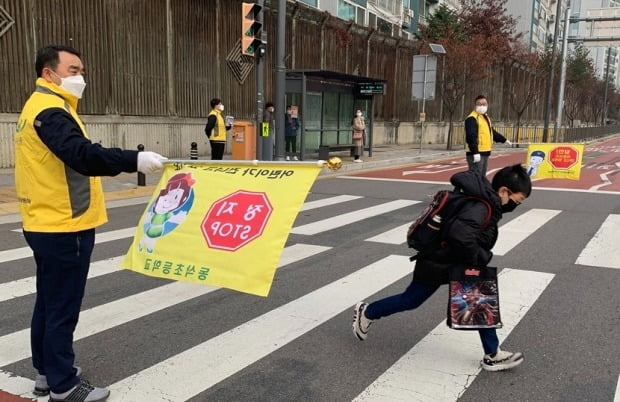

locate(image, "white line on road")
[[365, 222, 415, 244], [493, 209, 561, 256], [106, 255, 413, 401], [291, 200, 418, 235], [589, 162, 620, 191], [300, 195, 362, 211], [0, 227, 136, 264], [614, 373, 620, 402], [354, 268, 555, 402], [0, 244, 330, 369], [0, 256, 123, 303], [575, 214, 620, 269]]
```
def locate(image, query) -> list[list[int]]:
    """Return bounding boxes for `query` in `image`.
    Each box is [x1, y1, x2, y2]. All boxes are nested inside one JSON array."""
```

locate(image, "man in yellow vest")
[[14, 45, 165, 402], [205, 98, 232, 160], [465, 95, 512, 176]]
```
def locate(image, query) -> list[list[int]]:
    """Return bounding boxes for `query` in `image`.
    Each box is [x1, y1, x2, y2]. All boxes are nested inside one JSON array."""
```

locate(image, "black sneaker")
[[49, 379, 110, 402], [482, 349, 524, 372]]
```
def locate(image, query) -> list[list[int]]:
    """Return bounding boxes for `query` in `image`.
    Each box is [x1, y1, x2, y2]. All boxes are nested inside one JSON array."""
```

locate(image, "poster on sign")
[[122, 161, 323, 296], [525, 143, 584, 180]]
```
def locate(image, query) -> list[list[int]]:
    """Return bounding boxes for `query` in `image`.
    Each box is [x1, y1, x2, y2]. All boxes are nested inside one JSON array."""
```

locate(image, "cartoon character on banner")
[[139, 172, 196, 252], [527, 150, 546, 177]]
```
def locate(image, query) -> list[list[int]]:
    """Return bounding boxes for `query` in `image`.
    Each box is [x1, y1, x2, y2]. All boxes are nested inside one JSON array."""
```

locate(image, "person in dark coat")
[[352, 164, 531, 372]]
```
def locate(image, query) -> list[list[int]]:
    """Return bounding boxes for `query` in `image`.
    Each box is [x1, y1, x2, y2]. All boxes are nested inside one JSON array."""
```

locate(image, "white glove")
[[505, 140, 512, 146], [473, 153, 481, 163], [137, 151, 167, 174]]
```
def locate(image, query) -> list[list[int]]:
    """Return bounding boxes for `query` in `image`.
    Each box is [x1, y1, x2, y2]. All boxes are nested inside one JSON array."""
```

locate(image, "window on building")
[[338, 0, 366, 25], [298, 0, 318, 7], [369, 12, 377, 28], [338, 1, 356, 22]]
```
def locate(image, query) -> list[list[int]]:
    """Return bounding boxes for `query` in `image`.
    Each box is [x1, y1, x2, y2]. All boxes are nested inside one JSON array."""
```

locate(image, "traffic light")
[[241, 2, 263, 56]]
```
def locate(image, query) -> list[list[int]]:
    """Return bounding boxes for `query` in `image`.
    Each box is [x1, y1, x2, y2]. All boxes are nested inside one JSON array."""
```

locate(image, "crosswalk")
[[1, 192, 619, 401]]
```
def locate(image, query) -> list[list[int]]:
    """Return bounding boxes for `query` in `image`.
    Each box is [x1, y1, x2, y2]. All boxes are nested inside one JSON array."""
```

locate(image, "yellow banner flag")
[[122, 161, 322, 296], [525, 143, 584, 180]]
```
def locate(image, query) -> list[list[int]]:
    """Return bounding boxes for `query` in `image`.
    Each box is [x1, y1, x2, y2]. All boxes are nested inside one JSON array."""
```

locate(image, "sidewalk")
[[0, 144, 461, 217]]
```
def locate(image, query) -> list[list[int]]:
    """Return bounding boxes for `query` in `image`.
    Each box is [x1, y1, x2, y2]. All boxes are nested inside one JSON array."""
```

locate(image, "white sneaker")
[[293, 156, 299, 161], [354, 159, 363, 163], [482, 349, 524, 372], [34, 366, 82, 396], [352, 302, 373, 341], [285, 156, 290, 161], [49, 379, 110, 402]]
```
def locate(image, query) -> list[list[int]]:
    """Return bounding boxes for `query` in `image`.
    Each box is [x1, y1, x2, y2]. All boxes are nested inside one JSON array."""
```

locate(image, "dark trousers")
[[24, 229, 95, 393], [466, 154, 490, 177], [365, 281, 499, 355], [210, 140, 226, 160], [285, 136, 296, 153]]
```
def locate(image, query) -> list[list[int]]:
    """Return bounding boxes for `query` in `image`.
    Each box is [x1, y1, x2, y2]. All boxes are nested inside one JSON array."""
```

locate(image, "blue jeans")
[[365, 281, 499, 355], [24, 229, 95, 393]]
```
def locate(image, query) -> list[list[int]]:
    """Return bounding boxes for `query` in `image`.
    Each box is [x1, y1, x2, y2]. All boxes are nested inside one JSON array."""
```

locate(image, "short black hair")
[[265, 102, 274, 108], [492, 164, 532, 197], [210, 98, 221, 109], [35, 45, 81, 77], [475, 95, 487, 102]]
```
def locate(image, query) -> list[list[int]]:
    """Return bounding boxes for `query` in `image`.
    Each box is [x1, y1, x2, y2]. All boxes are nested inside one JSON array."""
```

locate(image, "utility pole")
[[555, 6, 570, 137], [602, 47, 611, 125], [274, 0, 286, 160], [543, 0, 564, 142]]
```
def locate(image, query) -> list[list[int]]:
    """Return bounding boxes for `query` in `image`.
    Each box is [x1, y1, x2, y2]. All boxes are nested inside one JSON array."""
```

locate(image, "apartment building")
[[571, 0, 620, 86]]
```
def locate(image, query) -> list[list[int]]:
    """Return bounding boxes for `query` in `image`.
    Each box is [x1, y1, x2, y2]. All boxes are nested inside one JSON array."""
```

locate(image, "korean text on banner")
[[121, 162, 322, 297], [525, 143, 584, 180]]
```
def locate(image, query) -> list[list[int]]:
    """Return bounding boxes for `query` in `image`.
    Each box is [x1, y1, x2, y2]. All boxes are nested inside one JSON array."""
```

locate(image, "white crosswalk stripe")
[[575, 214, 620, 269], [291, 199, 418, 235], [0, 193, 618, 401]]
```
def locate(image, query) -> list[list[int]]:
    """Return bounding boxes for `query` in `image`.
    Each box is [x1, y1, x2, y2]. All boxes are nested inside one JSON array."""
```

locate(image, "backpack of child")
[[406, 189, 492, 261]]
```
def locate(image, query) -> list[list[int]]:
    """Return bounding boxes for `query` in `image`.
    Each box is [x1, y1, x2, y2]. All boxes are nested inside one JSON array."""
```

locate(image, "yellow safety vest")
[[208, 109, 227, 142], [14, 78, 107, 232], [465, 110, 493, 153]]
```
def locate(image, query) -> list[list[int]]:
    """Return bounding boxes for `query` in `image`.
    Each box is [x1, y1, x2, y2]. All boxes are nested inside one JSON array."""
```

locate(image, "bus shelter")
[[284, 70, 386, 160]]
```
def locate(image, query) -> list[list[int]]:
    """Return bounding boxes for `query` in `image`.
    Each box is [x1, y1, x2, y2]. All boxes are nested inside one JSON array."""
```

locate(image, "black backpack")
[[406, 189, 492, 260]]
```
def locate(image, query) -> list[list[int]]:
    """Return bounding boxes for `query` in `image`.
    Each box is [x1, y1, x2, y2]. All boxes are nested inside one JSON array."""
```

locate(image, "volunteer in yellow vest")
[[204, 98, 232, 160], [464, 95, 512, 176], [14, 45, 165, 402]]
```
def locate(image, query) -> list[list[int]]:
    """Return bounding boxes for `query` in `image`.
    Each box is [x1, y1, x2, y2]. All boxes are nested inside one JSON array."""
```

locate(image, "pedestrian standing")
[[465, 95, 512, 176], [351, 109, 366, 163], [205, 98, 231, 160], [14, 45, 165, 402], [353, 164, 531, 372], [284, 105, 299, 160]]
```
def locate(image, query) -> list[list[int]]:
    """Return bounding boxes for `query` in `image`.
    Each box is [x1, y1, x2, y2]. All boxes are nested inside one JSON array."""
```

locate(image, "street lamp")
[[412, 43, 446, 152]]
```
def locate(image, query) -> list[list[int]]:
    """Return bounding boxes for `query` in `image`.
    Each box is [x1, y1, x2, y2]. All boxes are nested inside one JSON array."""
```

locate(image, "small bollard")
[[190, 142, 198, 160], [137, 144, 146, 186]]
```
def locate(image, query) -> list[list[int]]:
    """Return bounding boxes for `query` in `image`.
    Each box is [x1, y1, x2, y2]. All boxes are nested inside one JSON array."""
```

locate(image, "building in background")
[[570, 0, 620, 87], [505, 0, 569, 53]]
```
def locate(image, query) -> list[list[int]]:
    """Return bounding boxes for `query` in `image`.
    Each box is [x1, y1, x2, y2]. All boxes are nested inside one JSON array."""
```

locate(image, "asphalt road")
[[1, 168, 619, 401]]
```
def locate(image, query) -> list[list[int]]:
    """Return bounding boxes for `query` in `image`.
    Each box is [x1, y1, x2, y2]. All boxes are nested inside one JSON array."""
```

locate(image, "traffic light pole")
[[274, 0, 286, 160], [256, 0, 266, 160]]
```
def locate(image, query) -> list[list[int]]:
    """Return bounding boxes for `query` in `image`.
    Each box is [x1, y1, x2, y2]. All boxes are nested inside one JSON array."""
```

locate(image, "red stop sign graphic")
[[549, 146, 579, 169], [201, 190, 273, 251]]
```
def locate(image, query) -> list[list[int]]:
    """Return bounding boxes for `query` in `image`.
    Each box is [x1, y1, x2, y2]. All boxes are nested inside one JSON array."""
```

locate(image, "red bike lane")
[[352, 136, 620, 193]]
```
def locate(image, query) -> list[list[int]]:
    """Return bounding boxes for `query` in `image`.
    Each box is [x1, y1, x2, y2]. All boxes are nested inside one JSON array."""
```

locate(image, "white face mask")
[[356, 112, 362, 117], [218, 104, 224, 112], [52, 71, 87, 99], [475, 105, 488, 114]]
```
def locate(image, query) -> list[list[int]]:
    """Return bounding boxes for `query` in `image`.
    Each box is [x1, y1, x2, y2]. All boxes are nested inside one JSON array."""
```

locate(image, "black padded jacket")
[[412, 170, 503, 285]]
